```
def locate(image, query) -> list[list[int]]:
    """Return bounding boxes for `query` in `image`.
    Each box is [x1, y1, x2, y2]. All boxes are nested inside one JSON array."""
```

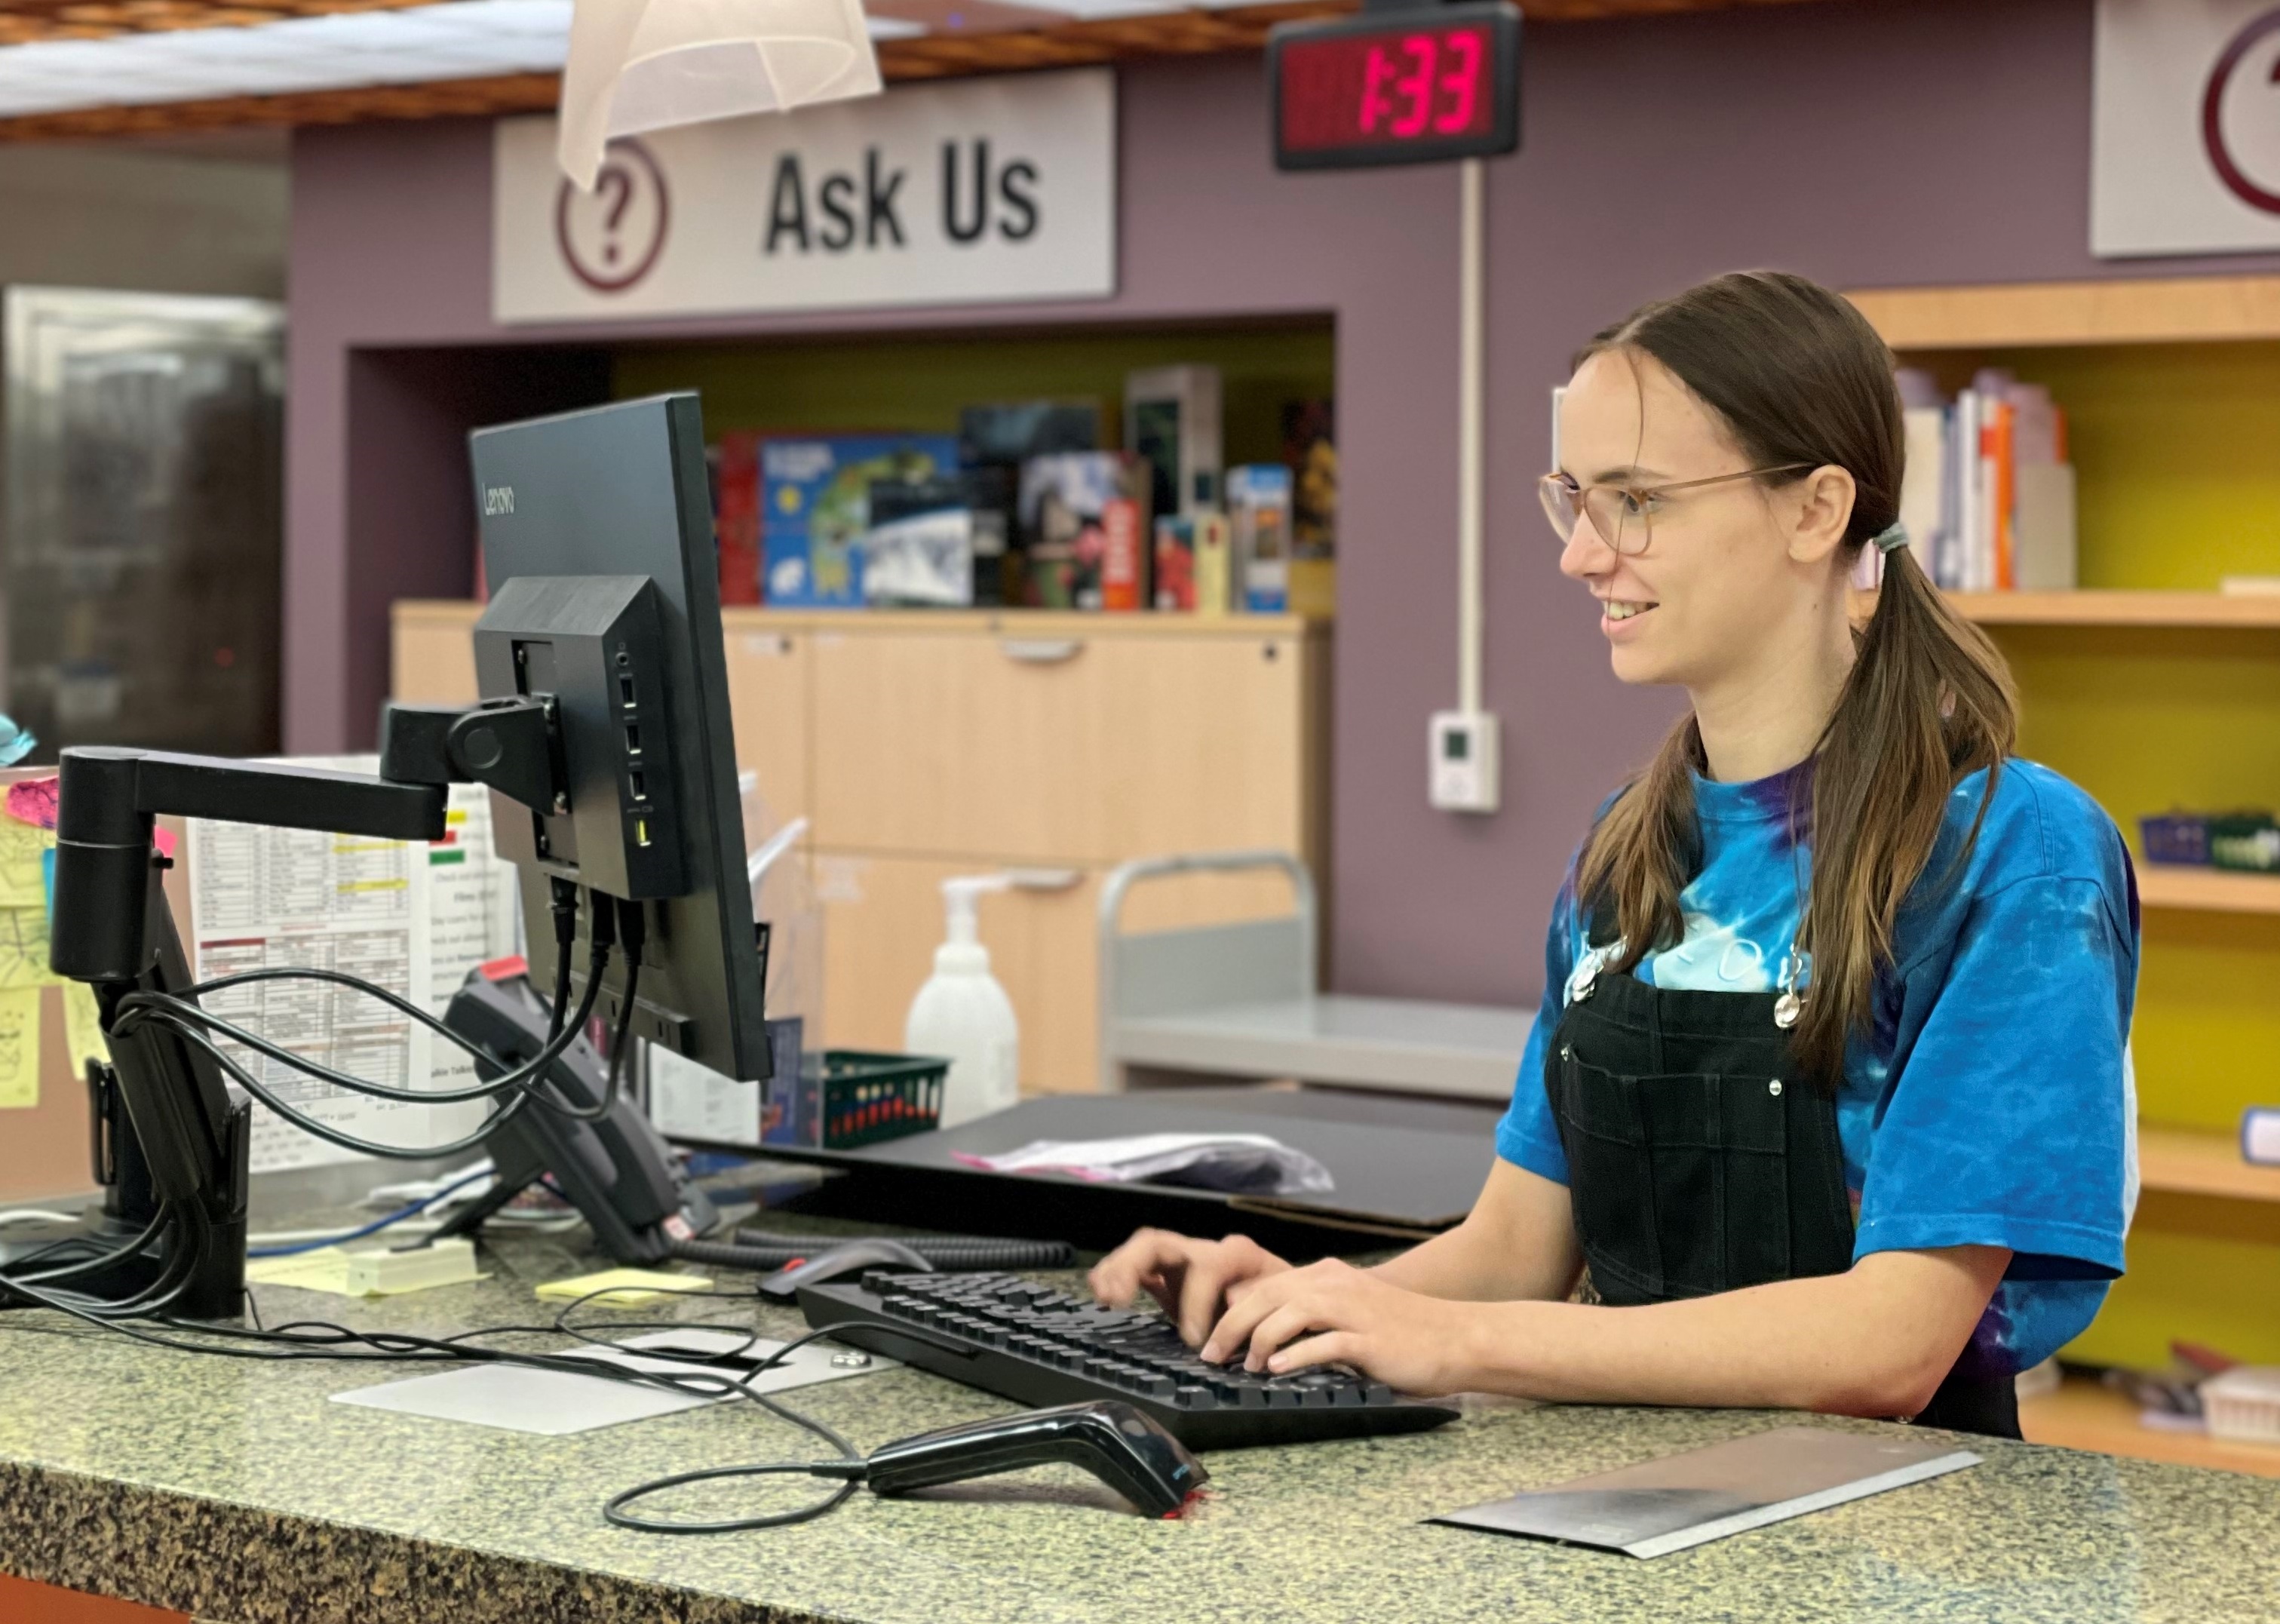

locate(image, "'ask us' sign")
[[493, 69, 1115, 324]]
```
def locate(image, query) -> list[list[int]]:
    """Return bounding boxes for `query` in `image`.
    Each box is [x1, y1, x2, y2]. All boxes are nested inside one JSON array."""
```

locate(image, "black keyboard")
[[795, 1269, 1460, 1450]]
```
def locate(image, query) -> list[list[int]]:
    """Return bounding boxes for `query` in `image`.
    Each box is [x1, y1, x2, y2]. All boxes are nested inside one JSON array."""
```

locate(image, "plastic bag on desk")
[[953, 1133, 1335, 1198]]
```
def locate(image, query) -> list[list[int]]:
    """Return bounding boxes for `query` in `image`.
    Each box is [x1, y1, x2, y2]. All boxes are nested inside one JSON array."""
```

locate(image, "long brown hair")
[[1572, 271, 2018, 1087]]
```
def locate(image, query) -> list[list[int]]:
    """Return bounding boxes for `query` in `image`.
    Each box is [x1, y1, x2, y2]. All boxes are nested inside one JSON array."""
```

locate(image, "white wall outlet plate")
[[1430, 711, 1499, 814]]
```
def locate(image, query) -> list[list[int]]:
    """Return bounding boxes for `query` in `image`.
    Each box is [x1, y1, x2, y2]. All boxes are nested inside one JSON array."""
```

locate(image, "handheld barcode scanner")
[[864, 1401, 1208, 1518]]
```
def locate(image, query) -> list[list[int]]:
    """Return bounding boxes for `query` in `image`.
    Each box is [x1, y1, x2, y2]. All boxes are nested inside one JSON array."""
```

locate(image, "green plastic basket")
[[811, 1050, 947, 1150]]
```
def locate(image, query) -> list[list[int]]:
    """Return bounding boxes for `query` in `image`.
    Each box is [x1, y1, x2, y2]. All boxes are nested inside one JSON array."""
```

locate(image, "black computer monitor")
[[468, 394, 769, 1085]]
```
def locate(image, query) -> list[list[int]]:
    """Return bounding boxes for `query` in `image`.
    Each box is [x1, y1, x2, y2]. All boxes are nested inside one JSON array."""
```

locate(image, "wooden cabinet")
[[807, 616, 1319, 864], [811, 627, 1103, 861], [389, 602, 1328, 1094], [390, 601, 482, 708], [722, 624, 812, 824], [1094, 630, 1318, 860]]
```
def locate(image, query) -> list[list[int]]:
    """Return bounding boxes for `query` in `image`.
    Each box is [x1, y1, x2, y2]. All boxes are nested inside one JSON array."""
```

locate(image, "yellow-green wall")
[[610, 323, 1336, 467], [1914, 342, 2280, 1368]]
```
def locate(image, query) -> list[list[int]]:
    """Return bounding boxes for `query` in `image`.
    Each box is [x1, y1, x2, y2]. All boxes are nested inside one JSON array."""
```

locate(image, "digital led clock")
[[1269, 0, 1521, 172]]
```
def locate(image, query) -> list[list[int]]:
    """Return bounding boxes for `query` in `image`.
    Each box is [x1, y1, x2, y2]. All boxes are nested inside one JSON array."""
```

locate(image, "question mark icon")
[[596, 163, 634, 265], [555, 139, 667, 293]]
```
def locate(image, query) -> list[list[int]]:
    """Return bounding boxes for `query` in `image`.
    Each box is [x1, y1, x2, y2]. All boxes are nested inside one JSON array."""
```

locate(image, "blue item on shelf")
[[762, 434, 962, 607]]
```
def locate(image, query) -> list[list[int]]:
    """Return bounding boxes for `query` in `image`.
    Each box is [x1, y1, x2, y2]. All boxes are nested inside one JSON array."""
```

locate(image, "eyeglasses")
[[1538, 464, 1813, 556]]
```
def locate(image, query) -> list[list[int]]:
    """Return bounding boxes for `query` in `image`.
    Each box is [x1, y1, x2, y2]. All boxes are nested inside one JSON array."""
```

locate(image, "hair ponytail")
[[1572, 272, 2018, 1089]]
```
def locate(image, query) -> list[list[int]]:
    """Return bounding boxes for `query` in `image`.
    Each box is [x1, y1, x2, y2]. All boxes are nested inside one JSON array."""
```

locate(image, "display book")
[[714, 370, 1336, 615], [1893, 366, 2076, 592]]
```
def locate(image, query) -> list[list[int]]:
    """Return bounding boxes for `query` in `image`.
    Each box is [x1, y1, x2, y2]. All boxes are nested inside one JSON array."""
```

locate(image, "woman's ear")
[[1784, 464, 1857, 566]]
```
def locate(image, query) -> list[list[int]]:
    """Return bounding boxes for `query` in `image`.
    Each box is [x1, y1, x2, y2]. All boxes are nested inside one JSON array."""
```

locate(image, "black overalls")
[[1544, 962, 2021, 1439]]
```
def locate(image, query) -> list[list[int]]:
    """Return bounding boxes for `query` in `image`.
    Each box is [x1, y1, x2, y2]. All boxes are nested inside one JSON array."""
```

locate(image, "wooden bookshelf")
[[1849, 275, 2280, 349], [1946, 590, 2280, 628], [2136, 866, 2280, 916], [2021, 1373, 2280, 1478], [2138, 1125, 2280, 1205]]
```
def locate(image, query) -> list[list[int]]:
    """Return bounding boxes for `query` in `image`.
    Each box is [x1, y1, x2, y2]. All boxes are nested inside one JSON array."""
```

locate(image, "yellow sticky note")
[[0, 821, 47, 910], [534, 1268, 714, 1308], [245, 1248, 355, 1292], [247, 1242, 483, 1299], [63, 982, 108, 1074], [0, 909, 61, 990], [0, 985, 40, 1109]]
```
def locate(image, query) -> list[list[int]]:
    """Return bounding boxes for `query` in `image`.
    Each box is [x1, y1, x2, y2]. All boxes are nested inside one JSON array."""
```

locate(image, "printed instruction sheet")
[[189, 757, 522, 1172]]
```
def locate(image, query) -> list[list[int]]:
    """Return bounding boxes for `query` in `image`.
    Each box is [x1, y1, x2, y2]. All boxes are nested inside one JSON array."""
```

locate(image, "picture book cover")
[[763, 434, 962, 607]]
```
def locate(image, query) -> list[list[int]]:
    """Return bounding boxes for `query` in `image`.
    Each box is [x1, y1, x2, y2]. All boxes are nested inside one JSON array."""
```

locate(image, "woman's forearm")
[[1445, 1247, 2008, 1415], [1367, 1159, 1582, 1303]]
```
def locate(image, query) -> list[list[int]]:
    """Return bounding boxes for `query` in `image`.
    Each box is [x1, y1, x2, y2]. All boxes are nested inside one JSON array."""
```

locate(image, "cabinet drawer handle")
[[999, 638, 1084, 665], [1005, 867, 1082, 892]]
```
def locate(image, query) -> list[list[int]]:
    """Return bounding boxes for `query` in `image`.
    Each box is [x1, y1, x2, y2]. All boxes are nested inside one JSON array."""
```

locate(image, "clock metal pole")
[[1458, 152, 1486, 720]]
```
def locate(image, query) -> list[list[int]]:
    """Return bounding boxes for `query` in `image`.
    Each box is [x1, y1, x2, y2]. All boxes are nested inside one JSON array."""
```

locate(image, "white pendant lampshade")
[[558, 0, 884, 189]]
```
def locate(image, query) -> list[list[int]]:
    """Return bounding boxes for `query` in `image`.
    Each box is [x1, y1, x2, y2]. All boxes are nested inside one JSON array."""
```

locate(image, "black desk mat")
[[742, 1088, 1505, 1259]]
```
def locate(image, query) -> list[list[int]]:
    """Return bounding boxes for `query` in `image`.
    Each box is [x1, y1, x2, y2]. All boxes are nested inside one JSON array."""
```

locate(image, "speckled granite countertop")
[[0, 1217, 2274, 1624]]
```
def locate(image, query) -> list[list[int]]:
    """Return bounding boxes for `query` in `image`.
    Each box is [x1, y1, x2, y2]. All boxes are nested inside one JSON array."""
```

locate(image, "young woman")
[[1088, 271, 2138, 1439]]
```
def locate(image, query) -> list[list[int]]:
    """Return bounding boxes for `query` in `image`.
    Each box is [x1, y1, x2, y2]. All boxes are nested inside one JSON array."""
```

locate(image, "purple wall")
[[287, 0, 2280, 1008]]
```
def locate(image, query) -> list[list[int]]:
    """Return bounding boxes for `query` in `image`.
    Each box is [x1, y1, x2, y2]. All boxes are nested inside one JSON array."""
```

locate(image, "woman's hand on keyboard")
[[1197, 1257, 1472, 1396], [1088, 1229, 1293, 1349]]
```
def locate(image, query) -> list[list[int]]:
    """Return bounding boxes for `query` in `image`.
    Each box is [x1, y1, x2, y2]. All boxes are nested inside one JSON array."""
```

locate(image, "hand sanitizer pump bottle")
[[904, 875, 1021, 1128]]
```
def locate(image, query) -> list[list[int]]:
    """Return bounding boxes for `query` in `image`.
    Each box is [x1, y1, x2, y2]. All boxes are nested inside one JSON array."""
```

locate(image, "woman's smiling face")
[[1554, 347, 1818, 692]]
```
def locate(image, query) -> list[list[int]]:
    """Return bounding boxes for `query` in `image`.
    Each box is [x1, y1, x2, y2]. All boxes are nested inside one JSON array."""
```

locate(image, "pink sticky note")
[[7, 776, 177, 858], [5, 777, 58, 831]]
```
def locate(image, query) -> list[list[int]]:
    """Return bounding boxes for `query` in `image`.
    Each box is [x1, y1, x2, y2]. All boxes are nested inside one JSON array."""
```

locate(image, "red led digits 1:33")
[[1279, 23, 1495, 152]]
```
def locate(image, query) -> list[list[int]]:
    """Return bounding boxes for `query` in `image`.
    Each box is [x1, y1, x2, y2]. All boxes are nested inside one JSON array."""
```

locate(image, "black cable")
[[136, 1015, 536, 1164], [600, 1458, 865, 1533], [545, 876, 580, 1045], [0, 1248, 1025, 1537], [140, 1292, 873, 1534], [100, 1207, 205, 1318], [112, 932, 610, 1108], [0, 1205, 173, 1306], [0, 1202, 199, 1322], [115, 911, 624, 1159], [594, 1318, 1011, 1535], [104, 883, 605, 1115], [0, 1203, 171, 1291], [545, 898, 640, 1125]]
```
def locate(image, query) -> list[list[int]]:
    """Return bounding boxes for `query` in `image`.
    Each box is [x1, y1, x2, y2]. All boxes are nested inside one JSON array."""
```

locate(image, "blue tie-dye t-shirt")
[[1496, 757, 2140, 1379]]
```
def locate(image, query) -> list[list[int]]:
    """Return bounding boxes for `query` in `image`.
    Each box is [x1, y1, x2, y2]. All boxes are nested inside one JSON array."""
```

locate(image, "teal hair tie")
[[1871, 520, 1910, 554]]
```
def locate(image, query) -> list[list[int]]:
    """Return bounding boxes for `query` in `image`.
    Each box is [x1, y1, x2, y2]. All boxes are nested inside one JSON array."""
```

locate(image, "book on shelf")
[[1895, 368, 2076, 593]]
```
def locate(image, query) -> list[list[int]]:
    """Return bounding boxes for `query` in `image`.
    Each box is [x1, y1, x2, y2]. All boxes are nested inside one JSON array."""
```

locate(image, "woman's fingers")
[[1199, 1269, 1294, 1363], [1093, 1230, 1293, 1346], [1088, 1229, 1190, 1309], [1242, 1299, 1330, 1371], [1176, 1251, 1257, 1347], [1266, 1329, 1358, 1375]]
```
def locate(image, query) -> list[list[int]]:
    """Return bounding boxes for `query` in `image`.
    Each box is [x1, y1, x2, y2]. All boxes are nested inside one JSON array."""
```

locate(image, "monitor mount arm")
[[377, 696, 566, 816], [26, 671, 720, 1320], [42, 748, 451, 1319]]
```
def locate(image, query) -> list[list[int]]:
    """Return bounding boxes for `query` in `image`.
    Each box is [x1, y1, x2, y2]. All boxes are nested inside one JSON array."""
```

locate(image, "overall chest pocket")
[[1550, 1048, 1797, 1303]]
